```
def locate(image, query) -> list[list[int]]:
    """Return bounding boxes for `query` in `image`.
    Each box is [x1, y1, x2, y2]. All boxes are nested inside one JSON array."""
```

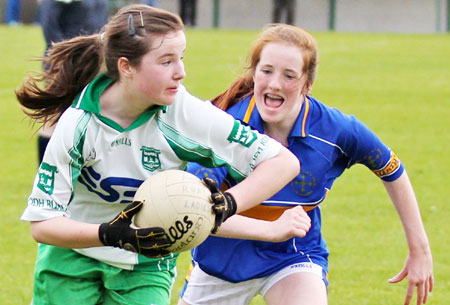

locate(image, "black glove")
[[99, 201, 171, 258], [202, 177, 237, 234]]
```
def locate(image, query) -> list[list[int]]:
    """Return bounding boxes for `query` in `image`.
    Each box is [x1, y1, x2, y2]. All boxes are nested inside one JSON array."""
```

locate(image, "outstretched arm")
[[214, 206, 311, 242], [30, 216, 101, 248], [30, 201, 171, 258], [383, 171, 433, 305]]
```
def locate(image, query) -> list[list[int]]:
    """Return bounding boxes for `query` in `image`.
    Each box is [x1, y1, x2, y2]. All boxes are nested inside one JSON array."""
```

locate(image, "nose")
[[174, 60, 186, 81], [268, 73, 281, 90]]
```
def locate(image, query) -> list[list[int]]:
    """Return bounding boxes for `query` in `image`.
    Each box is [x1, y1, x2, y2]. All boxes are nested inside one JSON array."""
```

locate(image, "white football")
[[132, 170, 215, 253]]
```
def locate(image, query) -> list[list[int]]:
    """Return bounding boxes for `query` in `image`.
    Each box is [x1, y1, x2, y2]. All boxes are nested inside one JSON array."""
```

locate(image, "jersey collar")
[[72, 73, 167, 132], [290, 96, 311, 138]]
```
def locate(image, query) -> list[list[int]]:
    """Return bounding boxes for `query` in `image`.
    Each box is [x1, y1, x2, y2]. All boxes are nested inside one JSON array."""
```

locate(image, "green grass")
[[1, 25, 449, 305]]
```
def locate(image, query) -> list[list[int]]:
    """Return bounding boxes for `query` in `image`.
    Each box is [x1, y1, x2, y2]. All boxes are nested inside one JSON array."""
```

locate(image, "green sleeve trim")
[[156, 117, 247, 182], [68, 113, 90, 200]]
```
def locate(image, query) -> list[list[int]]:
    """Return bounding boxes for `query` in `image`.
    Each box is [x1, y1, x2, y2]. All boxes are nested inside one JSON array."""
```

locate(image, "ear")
[[117, 57, 133, 79], [302, 82, 313, 95]]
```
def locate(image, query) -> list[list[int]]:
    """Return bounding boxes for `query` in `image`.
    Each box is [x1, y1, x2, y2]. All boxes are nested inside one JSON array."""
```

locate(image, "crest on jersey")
[[227, 120, 257, 147], [361, 148, 384, 170], [37, 162, 58, 195], [291, 171, 316, 197], [141, 146, 161, 172]]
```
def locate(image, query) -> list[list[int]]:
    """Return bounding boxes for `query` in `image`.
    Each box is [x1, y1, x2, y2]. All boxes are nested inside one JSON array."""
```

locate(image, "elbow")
[[283, 146, 300, 176], [292, 152, 300, 175], [30, 221, 47, 244]]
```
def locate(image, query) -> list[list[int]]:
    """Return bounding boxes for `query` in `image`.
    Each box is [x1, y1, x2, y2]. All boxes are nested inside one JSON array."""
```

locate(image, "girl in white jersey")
[[16, 5, 301, 305]]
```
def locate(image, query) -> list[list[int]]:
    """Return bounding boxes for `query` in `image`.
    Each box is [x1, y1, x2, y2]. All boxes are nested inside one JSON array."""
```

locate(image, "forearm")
[[215, 205, 310, 242], [214, 215, 273, 241], [227, 146, 300, 213], [30, 217, 102, 249], [383, 171, 431, 255]]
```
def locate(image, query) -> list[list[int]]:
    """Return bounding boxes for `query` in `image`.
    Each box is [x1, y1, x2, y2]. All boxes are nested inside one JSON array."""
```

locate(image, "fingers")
[[138, 227, 172, 247], [428, 273, 434, 292], [202, 177, 219, 192], [272, 206, 311, 240], [210, 216, 221, 234], [211, 200, 227, 234], [416, 282, 425, 305], [138, 226, 167, 237], [404, 282, 414, 305], [416, 274, 434, 305], [423, 274, 434, 304], [404, 281, 425, 305], [392, 269, 433, 305], [143, 249, 171, 258], [388, 268, 407, 284], [123, 200, 144, 217], [289, 206, 311, 232]]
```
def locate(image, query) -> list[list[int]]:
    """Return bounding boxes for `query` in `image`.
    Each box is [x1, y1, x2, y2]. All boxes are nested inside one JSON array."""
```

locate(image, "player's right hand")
[[98, 201, 171, 258]]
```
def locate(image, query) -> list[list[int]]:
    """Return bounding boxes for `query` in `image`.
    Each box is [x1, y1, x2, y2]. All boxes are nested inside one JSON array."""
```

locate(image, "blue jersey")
[[187, 95, 404, 283]]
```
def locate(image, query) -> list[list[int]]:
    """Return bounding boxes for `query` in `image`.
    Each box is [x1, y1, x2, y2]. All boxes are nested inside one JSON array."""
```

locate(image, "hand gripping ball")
[[132, 170, 215, 253]]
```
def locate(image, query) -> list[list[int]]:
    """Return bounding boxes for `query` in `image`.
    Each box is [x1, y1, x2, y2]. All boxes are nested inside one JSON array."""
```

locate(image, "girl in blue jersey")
[[178, 24, 433, 305], [15, 6, 301, 305]]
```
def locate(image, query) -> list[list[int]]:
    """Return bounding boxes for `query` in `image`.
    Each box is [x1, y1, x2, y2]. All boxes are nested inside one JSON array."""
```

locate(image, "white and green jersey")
[[21, 74, 281, 270]]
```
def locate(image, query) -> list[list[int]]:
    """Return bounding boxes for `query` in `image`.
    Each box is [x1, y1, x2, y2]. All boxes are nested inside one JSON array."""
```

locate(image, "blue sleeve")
[[343, 115, 404, 182], [186, 163, 231, 187]]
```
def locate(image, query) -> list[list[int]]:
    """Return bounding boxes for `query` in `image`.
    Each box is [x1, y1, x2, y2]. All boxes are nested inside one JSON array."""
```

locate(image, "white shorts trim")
[[181, 262, 324, 305]]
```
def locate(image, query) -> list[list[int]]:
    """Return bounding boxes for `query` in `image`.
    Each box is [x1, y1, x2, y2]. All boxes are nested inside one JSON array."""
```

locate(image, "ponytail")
[[211, 73, 254, 110], [16, 34, 104, 124], [16, 4, 184, 125]]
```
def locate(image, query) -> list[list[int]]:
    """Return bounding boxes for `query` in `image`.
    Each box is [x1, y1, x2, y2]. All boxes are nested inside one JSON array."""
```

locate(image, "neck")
[[100, 81, 145, 129], [264, 124, 290, 146]]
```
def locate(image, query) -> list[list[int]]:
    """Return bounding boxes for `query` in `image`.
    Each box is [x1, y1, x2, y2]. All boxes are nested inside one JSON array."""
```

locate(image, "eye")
[[285, 74, 296, 80], [162, 60, 171, 66], [261, 68, 272, 75]]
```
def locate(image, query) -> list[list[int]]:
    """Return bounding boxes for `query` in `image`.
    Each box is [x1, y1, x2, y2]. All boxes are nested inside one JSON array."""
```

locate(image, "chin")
[[260, 114, 279, 125], [159, 96, 177, 106]]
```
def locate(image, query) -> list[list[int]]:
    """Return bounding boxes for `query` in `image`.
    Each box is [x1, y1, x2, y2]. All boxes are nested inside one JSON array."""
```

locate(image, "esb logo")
[[78, 166, 143, 203]]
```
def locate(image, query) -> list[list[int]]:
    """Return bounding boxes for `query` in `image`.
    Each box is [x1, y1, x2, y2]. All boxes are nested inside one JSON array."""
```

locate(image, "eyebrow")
[[157, 48, 186, 60], [260, 64, 300, 74], [158, 53, 176, 59]]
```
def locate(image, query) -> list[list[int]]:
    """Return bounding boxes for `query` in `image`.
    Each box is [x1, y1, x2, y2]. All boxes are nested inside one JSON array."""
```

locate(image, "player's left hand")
[[202, 177, 237, 234], [388, 251, 434, 305], [268, 206, 311, 242]]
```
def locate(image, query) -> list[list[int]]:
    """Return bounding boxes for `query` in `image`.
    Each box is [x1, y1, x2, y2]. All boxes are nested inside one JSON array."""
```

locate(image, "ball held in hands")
[[99, 200, 171, 258]]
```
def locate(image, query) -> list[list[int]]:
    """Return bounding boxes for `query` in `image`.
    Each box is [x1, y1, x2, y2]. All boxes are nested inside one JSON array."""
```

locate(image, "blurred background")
[[1, 0, 449, 33], [1, 1, 449, 305]]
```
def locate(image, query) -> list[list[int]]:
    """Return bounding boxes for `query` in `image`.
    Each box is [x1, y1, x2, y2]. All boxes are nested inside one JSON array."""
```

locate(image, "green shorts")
[[32, 244, 176, 305]]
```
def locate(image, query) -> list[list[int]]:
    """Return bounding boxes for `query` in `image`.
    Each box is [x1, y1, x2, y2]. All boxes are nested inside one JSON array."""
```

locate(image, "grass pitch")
[[1, 25, 449, 305]]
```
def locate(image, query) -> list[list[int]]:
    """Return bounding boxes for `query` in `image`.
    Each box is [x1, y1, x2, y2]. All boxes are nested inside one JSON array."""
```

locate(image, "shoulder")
[[170, 85, 213, 111], [307, 96, 362, 132], [226, 96, 253, 119], [161, 85, 235, 132], [53, 107, 93, 146]]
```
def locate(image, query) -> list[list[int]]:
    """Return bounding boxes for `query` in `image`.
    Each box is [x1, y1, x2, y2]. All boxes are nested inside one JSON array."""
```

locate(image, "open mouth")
[[264, 93, 284, 108]]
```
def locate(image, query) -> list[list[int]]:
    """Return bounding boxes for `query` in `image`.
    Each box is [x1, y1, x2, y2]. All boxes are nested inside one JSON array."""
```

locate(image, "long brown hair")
[[16, 4, 183, 125], [213, 23, 319, 110]]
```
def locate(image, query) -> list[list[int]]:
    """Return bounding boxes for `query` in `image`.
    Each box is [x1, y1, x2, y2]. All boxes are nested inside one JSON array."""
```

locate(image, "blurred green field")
[[0, 25, 449, 305]]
